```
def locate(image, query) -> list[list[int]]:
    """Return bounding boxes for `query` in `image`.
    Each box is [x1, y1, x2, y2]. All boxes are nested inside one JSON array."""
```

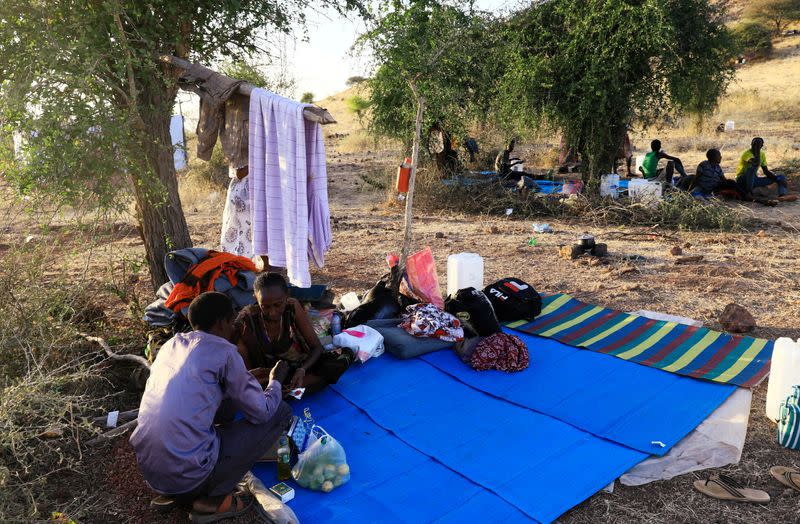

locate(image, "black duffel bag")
[[444, 287, 502, 338], [483, 278, 541, 322]]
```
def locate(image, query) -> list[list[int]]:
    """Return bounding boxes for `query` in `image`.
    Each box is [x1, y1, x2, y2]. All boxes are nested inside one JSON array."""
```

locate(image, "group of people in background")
[[638, 137, 791, 204]]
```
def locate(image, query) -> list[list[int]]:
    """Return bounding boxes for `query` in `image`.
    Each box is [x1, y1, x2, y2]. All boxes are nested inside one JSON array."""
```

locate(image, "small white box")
[[269, 482, 295, 503]]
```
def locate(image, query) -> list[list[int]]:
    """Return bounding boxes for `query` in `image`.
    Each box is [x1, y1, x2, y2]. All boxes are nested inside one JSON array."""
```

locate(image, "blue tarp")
[[421, 331, 735, 455], [252, 389, 531, 523], [254, 333, 734, 523], [441, 174, 631, 194]]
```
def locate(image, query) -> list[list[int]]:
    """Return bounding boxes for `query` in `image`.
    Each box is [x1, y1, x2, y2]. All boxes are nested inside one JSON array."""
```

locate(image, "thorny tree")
[[0, 0, 366, 290]]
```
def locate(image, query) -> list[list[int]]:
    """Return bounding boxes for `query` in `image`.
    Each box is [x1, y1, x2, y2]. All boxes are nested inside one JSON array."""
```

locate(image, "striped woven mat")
[[507, 293, 773, 388]]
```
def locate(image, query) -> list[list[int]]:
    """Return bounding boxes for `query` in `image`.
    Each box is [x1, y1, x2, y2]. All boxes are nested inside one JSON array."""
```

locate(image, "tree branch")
[[85, 419, 139, 447], [159, 55, 337, 125], [79, 332, 151, 369]]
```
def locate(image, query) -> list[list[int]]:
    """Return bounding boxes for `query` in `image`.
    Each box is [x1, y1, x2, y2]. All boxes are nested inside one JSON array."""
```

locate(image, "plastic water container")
[[340, 292, 361, 312], [725, 120, 735, 132], [447, 253, 484, 297], [628, 179, 663, 204], [766, 338, 800, 421], [600, 174, 620, 198]]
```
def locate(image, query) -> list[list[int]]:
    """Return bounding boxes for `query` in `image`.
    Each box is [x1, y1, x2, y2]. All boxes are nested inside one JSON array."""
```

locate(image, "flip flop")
[[693, 474, 770, 503], [189, 493, 254, 523], [149, 495, 175, 513], [770, 466, 800, 493]]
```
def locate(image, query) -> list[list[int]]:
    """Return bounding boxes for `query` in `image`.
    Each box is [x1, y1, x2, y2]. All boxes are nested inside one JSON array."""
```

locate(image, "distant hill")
[[314, 85, 369, 137]]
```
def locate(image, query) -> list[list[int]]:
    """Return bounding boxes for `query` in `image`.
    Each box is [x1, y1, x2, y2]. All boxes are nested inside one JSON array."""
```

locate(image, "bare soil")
[[5, 140, 800, 522]]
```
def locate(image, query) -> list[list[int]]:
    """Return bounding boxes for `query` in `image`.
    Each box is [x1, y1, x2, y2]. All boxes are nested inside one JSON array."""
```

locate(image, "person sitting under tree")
[[613, 131, 633, 176], [235, 272, 355, 396], [683, 148, 740, 200], [495, 138, 524, 180], [736, 137, 790, 201], [639, 139, 689, 184], [130, 292, 292, 522]]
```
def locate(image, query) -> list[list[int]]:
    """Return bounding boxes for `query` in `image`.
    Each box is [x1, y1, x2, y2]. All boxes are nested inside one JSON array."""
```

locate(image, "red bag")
[[388, 247, 444, 309]]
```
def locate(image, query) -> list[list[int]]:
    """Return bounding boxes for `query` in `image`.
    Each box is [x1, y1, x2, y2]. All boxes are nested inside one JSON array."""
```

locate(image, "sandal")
[[693, 474, 770, 503], [149, 495, 175, 513], [189, 493, 254, 523], [770, 466, 800, 493]]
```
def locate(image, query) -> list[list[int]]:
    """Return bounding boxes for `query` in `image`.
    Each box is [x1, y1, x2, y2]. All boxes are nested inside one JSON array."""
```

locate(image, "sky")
[[287, 0, 521, 100], [175, 1, 521, 125]]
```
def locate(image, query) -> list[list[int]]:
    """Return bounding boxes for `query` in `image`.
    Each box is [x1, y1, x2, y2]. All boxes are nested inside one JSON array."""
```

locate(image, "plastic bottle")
[[277, 433, 292, 481], [766, 338, 800, 421], [330, 312, 342, 336]]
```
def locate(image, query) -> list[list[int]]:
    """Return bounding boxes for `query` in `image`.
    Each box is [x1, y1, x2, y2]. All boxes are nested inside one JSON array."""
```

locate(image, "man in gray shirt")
[[131, 291, 291, 522]]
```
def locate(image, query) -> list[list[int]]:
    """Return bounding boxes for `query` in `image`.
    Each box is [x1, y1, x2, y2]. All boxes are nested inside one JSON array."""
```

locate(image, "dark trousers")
[[737, 164, 788, 196], [176, 401, 293, 505]]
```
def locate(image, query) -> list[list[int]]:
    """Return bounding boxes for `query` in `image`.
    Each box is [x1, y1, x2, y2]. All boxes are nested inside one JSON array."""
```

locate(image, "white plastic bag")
[[291, 426, 351, 492], [333, 325, 384, 363]]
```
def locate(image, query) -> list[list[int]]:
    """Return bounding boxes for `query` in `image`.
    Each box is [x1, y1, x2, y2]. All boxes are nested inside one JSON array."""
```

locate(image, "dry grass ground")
[[3, 27, 800, 524]]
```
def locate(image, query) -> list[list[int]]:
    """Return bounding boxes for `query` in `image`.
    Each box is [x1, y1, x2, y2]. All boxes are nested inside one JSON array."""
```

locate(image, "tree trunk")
[[133, 98, 192, 291]]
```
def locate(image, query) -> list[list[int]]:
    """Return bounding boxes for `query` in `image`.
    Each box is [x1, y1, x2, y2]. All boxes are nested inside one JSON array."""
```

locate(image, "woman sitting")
[[235, 273, 354, 395]]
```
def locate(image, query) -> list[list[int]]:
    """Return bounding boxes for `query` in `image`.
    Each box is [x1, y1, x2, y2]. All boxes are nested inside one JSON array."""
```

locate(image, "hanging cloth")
[[248, 88, 331, 287]]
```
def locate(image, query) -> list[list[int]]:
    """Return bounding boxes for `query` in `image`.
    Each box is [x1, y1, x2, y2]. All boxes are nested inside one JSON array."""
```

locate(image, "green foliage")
[[347, 95, 371, 125], [221, 60, 296, 95], [0, 0, 366, 209], [300, 92, 315, 103], [358, 0, 503, 148], [734, 20, 775, 58], [745, 0, 800, 34], [499, 0, 735, 183]]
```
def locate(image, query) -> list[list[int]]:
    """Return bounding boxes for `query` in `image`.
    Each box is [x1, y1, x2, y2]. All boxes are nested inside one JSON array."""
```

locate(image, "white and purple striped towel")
[[248, 88, 331, 287]]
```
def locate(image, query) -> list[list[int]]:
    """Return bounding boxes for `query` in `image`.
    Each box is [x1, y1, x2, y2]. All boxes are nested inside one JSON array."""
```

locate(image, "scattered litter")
[[670, 246, 683, 256], [269, 482, 295, 503], [532, 223, 552, 233], [505, 208, 513, 216], [651, 440, 666, 448], [527, 237, 538, 247], [106, 410, 119, 428]]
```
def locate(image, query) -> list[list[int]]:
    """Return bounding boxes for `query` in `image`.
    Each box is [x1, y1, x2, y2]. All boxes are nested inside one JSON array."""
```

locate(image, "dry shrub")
[[335, 131, 377, 154], [0, 365, 107, 521], [412, 169, 748, 231]]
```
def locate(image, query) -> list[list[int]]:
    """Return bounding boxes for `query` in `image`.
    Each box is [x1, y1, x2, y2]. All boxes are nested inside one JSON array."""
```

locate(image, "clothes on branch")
[[177, 64, 249, 167], [165, 251, 258, 314], [248, 88, 331, 287], [220, 175, 253, 258], [130, 331, 285, 495], [469, 333, 530, 372], [400, 303, 465, 343]]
